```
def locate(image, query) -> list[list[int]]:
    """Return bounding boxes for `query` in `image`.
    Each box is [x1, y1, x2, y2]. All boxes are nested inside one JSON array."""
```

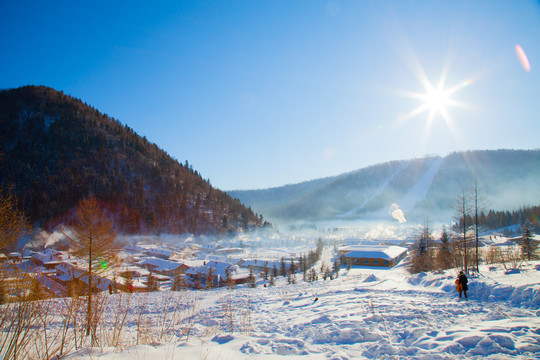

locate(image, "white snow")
[[57, 247, 540, 360], [395, 157, 443, 213], [339, 245, 408, 260]]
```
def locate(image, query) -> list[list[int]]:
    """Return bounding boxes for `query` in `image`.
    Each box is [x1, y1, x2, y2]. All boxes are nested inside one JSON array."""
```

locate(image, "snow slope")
[[339, 162, 409, 218], [62, 253, 540, 360], [394, 156, 443, 213]]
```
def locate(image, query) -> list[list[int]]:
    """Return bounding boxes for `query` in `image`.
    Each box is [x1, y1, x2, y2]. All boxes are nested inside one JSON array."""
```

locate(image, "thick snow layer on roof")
[[139, 257, 183, 272], [341, 245, 407, 260], [121, 265, 150, 277], [185, 261, 234, 278]]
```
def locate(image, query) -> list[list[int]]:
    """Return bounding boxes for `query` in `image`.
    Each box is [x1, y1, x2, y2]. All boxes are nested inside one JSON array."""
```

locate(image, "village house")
[[31, 248, 74, 270], [185, 260, 249, 288], [240, 259, 285, 275], [139, 257, 189, 276], [50, 260, 120, 295], [144, 247, 175, 260], [339, 245, 407, 268], [119, 265, 150, 278]]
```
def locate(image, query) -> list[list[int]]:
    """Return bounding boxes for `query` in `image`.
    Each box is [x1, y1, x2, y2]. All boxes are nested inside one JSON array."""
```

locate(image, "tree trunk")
[[87, 231, 93, 338]]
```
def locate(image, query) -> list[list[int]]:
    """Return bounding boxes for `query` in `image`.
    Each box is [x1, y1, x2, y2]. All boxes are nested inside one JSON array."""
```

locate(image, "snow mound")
[[363, 274, 378, 282]]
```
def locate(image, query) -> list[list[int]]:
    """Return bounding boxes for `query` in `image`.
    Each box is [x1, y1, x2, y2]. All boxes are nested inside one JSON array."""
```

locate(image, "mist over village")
[[1, 1, 540, 359]]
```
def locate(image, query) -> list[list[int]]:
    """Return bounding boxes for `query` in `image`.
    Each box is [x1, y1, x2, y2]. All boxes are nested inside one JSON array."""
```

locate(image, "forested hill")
[[230, 149, 540, 225], [0, 85, 264, 234]]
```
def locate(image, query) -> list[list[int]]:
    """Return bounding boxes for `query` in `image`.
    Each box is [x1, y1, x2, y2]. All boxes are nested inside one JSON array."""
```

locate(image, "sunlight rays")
[[398, 67, 474, 139]]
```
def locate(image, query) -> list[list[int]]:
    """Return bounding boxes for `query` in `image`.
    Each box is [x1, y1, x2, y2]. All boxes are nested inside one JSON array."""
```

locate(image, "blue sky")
[[1, 1, 539, 190]]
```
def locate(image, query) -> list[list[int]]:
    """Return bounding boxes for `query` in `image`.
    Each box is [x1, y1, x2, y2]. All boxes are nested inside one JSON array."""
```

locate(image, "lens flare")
[[515, 45, 531, 72]]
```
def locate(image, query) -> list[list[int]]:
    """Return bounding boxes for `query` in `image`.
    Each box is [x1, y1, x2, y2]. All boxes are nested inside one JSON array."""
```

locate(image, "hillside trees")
[[0, 187, 29, 304], [0, 187, 28, 252], [0, 86, 265, 235], [62, 195, 116, 341]]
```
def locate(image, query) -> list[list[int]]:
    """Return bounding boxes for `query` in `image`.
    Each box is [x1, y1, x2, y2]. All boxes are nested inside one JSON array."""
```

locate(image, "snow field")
[[63, 259, 540, 360]]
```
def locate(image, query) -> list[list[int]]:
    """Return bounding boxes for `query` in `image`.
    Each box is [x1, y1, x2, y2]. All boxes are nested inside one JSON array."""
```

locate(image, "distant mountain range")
[[229, 149, 540, 225], [0, 86, 264, 235]]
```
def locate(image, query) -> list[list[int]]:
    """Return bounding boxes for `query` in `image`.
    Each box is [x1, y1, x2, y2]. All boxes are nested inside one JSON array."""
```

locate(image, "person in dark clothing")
[[457, 271, 468, 300]]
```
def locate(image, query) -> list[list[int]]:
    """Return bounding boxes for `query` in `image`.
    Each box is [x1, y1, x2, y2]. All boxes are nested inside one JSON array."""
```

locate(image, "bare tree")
[[454, 190, 472, 272], [470, 179, 488, 272], [62, 195, 116, 339]]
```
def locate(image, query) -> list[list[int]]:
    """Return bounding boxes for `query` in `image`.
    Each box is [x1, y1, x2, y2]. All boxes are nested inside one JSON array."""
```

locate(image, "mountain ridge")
[[229, 149, 540, 225]]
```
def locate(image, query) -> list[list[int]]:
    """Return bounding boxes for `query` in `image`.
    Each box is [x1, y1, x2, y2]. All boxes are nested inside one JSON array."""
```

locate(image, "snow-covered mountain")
[[230, 149, 540, 225]]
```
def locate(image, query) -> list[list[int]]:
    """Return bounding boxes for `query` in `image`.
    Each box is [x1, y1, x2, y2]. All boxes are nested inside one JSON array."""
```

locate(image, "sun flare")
[[423, 84, 451, 117], [399, 73, 473, 135]]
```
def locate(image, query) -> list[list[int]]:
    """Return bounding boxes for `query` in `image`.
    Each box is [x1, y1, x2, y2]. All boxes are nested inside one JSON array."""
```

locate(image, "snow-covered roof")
[[340, 245, 407, 260], [31, 248, 72, 264], [121, 265, 150, 277], [185, 260, 233, 278], [182, 260, 206, 268], [145, 247, 174, 258], [139, 257, 185, 272]]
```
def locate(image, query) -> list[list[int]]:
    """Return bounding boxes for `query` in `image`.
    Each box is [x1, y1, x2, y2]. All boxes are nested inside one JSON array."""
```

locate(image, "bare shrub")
[[99, 293, 131, 350], [499, 246, 523, 271], [0, 299, 40, 359]]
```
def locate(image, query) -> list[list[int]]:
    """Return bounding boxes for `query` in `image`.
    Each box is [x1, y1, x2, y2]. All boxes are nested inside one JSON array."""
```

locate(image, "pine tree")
[[226, 268, 236, 290], [248, 268, 256, 288], [268, 272, 275, 286], [332, 258, 341, 277], [290, 259, 297, 274], [308, 268, 317, 282], [436, 226, 453, 269], [324, 268, 332, 280], [272, 264, 278, 278], [206, 266, 214, 289], [520, 220, 537, 261], [147, 271, 158, 292], [280, 257, 286, 277], [316, 238, 324, 258], [172, 271, 183, 291], [124, 270, 134, 292], [262, 263, 268, 280], [409, 222, 433, 274]]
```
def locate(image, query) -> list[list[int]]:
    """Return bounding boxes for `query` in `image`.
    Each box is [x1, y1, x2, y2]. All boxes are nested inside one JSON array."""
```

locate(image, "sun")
[[399, 73, 473, 134], [423, 83, 451, 117]]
